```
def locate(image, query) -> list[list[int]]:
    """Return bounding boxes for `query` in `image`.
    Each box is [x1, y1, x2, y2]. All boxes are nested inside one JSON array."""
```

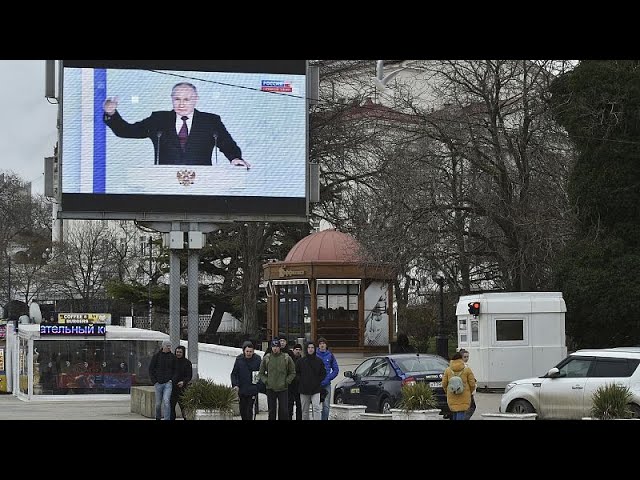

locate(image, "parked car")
[[500, 347, 640, 419], [333, 353, 450, 415]]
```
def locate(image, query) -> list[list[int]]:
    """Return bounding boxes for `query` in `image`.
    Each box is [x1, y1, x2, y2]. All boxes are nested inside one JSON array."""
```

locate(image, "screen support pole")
[[187, 223, 205, 380], [147, 221, 218, 381], [169, 222, 182, 352]]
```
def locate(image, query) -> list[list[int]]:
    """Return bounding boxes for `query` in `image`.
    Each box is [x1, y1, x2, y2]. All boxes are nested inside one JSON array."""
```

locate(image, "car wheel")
[[509, 399, 535, 414], [628, 403, 640, 419], [334, 392, 343, 405], [380, 397, 392, 414]]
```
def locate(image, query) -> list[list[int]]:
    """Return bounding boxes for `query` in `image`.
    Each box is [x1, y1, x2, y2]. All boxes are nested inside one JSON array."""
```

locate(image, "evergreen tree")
[[550, 60, 640, 347]]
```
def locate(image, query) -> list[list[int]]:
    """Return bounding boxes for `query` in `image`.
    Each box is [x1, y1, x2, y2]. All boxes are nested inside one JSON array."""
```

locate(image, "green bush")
[[181, 378, 236, 417], [397, 382, 438, 411], [590, 383, 633, 419]]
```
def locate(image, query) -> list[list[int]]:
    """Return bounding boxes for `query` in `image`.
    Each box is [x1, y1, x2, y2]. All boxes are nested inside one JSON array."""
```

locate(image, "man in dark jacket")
[[148, 340, 176, 420], [296, 341, 326, 420], [170, 345, 193, 420], [103, 82, 250, 167], [230, 341, 262, 420], [287, 343, 303, 420]]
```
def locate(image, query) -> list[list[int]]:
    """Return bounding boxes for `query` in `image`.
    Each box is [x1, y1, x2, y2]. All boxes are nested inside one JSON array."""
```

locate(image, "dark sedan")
[[333, 353, 450, 415]]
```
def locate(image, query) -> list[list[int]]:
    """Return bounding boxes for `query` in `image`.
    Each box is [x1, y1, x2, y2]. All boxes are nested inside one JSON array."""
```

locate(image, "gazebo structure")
[[263, 229, 396, 353]]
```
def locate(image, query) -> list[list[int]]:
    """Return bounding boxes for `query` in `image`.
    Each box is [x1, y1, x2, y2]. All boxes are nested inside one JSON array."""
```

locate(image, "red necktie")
[[178, 116, 188, 150]]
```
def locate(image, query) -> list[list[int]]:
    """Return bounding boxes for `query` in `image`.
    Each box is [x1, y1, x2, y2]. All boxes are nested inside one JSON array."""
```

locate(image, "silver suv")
[[500, 347, 640, 419]]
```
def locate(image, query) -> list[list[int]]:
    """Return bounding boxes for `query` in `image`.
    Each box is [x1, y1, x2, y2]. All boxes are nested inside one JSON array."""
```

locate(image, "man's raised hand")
[[103, 96, 120, 116]]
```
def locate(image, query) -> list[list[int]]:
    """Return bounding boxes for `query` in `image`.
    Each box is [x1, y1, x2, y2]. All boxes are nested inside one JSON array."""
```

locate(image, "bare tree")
[[48, 220, 120, 310], [314, 60, 575, 304], [0, 173, 53, 302]]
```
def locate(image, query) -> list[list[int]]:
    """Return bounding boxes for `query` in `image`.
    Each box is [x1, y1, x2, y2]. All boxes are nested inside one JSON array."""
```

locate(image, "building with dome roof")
[[263, 229, 395, 352]]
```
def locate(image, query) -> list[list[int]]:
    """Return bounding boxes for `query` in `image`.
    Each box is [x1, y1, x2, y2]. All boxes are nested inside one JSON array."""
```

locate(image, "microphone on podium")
[[155, 131, 163, 165], [213, 133, 218, 165]]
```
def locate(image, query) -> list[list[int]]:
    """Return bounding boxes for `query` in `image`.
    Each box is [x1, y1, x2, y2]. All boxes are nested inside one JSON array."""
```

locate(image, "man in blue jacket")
[[316, 337, 339, 420]]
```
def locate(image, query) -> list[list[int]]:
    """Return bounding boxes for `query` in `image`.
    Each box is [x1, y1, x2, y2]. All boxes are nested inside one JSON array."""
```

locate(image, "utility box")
[[455, 292, 567, 390]]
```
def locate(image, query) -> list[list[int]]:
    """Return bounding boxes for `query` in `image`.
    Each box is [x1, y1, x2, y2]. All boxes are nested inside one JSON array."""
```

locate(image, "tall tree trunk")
[[242, 223, 267, 335]]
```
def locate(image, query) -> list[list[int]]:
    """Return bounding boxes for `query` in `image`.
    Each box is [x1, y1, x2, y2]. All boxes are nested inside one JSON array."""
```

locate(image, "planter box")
[[130, 386, 156, 418], [481, 413, 537, 420], [329, 404, 367, 420], [359, 413, 393, 420], [193, 409, 234, 421], [582, 417, 640, 420], [390, 408, 442, 420]]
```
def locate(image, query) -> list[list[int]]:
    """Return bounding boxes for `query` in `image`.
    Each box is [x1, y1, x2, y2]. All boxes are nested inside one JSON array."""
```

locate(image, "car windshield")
[[395, 356, 448, 373]]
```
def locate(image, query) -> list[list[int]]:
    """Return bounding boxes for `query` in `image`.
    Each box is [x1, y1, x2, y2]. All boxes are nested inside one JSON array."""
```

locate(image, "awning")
[[315, 279, 361, 293], [269, 279, 311, 294], [272, 279, 308, 286], [316, 279, 361, 285]]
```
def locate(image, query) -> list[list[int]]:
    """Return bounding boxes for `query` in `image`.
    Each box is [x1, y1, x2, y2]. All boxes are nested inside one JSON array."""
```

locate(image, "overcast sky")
[[0, 60, 59, 194]]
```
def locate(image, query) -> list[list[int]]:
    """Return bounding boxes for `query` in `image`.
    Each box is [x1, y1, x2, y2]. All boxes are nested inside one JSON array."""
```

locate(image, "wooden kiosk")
[[263, 230, 395, 353]]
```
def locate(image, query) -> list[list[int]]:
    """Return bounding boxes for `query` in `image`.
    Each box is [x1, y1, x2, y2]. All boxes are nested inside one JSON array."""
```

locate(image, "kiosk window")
[[496, 319, 524, 341], [471, 319, 479, 342]]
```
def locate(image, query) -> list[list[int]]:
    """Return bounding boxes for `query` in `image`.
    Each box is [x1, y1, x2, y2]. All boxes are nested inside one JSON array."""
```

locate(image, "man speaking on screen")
[[103, 82, 251, 168]]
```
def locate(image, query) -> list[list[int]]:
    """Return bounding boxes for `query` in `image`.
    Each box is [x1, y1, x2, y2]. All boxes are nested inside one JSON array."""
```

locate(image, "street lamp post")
[[433, 275, 448, 359], [7, 253, 11, 302], [148, 236, 153, 328]]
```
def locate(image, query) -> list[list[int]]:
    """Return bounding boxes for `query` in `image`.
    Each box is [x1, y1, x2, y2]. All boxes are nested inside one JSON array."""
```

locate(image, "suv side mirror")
[[344, 371, 353, 378], [546, 367, 561, 378]]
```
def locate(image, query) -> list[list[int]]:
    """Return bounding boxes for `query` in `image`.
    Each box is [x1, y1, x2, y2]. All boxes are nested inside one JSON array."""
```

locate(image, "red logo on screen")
[[176, 170, 196, 186], [261, 80, 293, 93]]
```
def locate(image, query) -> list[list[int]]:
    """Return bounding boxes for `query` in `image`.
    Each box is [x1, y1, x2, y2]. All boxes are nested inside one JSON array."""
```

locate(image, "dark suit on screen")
[[103, 109, 242, 166]]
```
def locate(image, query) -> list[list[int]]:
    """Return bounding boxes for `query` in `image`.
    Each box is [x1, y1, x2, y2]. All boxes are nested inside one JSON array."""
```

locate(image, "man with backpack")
[[442, 351, 477, 420]]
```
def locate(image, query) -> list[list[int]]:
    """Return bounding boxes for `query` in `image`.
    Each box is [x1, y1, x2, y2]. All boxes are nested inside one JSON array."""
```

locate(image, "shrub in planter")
[[590, 383, 633, 420], [181, 378, 236, 419], [397, 382, 438, 411]]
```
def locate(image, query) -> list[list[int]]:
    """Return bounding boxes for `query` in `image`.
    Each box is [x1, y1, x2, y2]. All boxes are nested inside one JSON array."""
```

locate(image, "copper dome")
[[284, 229, 363, 263]]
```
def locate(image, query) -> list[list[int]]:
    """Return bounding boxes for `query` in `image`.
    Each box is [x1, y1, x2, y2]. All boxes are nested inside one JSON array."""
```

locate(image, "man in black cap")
[[258, 339, 296, 420]]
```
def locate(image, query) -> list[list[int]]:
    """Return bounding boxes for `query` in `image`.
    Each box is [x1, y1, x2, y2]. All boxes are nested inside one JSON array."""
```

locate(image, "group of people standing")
[[148, 340, 193, 420], [230, 336, 339, 420], [148, 335, 476, 421]]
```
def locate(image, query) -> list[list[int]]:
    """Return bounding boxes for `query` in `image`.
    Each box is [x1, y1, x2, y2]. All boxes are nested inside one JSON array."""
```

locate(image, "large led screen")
[[61, 60, 307, 220]]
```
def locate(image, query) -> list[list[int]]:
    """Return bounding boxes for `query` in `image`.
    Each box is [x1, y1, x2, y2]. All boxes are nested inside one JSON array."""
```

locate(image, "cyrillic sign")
[[40, 323, 107, 336]]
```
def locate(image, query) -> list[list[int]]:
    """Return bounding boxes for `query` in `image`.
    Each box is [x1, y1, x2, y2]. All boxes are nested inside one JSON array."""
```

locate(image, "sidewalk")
[[0, 391, 500, 420], [0, 393, 148, 420], [0, 392, 275, 420]]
